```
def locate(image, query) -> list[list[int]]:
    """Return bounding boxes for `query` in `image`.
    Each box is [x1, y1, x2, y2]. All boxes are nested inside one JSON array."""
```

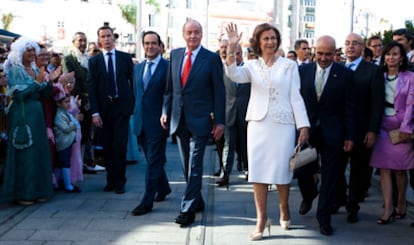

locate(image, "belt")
[[107, 96, 119, 102]]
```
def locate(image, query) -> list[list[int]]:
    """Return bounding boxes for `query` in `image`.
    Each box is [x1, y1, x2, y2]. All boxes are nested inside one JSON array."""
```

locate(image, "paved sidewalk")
[[0, 141, 413, 244]]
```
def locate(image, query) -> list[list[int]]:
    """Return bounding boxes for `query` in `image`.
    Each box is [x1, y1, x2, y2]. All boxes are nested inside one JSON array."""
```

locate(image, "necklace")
[[386, 74, 398, 81]]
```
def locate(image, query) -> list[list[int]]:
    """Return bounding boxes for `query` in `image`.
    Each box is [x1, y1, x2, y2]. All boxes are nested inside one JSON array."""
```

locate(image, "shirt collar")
[[185, 45, 202, 58], [346, 56, 363, 69], [146, 54, 161, 66]]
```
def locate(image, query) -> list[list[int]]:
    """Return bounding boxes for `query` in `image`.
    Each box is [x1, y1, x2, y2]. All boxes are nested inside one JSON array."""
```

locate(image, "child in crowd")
[[65, 80, 83, 187], [53, 88, 80, 193]]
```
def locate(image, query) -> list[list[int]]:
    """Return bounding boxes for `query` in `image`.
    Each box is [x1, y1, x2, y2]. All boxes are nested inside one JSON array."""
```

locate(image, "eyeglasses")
[[344, 41, 362, 46], [93, 49, 100, 53]]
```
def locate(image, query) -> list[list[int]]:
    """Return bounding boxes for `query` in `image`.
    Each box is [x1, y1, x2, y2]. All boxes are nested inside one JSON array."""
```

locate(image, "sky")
[[315, 0, 413, 43]]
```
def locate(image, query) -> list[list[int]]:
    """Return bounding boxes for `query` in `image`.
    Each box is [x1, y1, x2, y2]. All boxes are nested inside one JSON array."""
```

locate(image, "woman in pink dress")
[[370, 41, 414, 225]]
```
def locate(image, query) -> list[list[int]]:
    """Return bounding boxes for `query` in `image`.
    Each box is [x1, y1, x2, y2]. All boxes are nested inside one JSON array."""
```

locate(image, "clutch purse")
[[388, 128, 414, 145], [289, 142, 317, 171]]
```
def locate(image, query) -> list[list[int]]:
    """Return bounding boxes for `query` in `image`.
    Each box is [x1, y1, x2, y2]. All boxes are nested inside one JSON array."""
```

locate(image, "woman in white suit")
[[224, 23, 310, 240]]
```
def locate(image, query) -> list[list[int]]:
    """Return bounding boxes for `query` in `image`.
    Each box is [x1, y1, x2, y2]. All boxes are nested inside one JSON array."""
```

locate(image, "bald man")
[[296, 35, 356, 236]]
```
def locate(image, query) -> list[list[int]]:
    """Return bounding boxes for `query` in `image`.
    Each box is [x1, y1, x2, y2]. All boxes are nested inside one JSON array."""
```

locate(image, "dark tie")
[[142, 61, 153, 90], [181, 51, 192, 87], [107, 52, 116, 97]]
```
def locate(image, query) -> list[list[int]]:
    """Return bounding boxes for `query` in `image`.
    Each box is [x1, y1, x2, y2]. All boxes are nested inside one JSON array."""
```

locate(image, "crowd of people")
[[0, 19, 413, 241]]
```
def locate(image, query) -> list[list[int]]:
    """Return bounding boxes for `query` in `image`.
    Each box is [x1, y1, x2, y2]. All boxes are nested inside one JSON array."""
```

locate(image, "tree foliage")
[[2, 13, 15, 30]]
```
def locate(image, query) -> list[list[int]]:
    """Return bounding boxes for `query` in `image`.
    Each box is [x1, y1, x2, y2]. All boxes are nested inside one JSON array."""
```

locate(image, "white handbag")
[[289, 142, 317, 171]]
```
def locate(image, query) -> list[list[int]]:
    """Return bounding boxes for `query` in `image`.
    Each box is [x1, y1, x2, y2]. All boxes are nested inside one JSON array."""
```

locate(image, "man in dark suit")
[[336, 33, 385, 223], [296, 35, 355, 236], [87, 26, 134, 194], [161, 19, 225, 227], [131, 31, 171, 216]]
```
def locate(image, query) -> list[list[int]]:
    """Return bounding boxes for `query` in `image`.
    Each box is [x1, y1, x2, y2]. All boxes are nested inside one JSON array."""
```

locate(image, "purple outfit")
[[371, 71, 414, 170]]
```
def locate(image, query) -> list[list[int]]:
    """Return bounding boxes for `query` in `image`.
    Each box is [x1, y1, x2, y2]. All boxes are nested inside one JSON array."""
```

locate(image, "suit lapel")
[[137, 62, 145, 94], [319, 63, 339, 101], [394, 71, 405, 100], [174, 49, 185, 88], [184, 47, 206, 88]]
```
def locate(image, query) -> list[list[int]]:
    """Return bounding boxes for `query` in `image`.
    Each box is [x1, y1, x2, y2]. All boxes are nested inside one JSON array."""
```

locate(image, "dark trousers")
[[296, 127, 343, 225], [102, 102, 129, 189], [236, 123, 248, 171], [138, 133, 171, 208], [175, 118, 208, 213], [338, 142, 372, 210]]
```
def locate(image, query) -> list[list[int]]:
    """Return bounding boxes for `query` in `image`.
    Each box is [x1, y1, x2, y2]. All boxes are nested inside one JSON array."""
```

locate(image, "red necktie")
[[181, 52, 192, 87]]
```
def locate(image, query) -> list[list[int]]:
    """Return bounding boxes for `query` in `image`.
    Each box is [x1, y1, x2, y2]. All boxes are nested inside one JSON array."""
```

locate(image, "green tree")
[[2, 13, 15, 30], [118, 3, 137, 28], [118, 0, 160, 28]]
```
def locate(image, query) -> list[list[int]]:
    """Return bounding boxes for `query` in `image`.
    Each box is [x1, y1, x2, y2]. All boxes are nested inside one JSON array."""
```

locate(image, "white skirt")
[[247, 115, 296, 184]]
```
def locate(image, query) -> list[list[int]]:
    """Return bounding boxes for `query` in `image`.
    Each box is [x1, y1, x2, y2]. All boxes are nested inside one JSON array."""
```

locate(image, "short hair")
[[294, 39, 309, 51], [72, 32, 86, 43], [97, 26, 113, 36], [287, 50, 297, 58], [182, 19, 203, 34], [392, 28, 414, 48], [142, 31, 162, 46], [250, 23, 281, 56], [367, 35, 382, 47], [380, 41, 408, 72]]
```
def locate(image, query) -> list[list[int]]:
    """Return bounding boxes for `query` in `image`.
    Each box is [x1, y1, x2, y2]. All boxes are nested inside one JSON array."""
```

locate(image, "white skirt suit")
[[225, 57, 310, 184]]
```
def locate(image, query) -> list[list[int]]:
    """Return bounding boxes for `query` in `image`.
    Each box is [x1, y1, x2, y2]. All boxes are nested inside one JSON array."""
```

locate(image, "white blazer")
[[225, 57, 309, 129]]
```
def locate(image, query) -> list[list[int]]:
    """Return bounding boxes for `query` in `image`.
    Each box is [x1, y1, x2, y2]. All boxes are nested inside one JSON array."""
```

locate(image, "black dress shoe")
[[320, 224, 333, 236], [299, 200, 313, 215], [347, 211, 358, 223], [237, 161, 243, 171], [215, 176, 229, 187], [104, 185, 115, 192], [115, 185, 125, 194], [154, 190, 171, 202], [346, 205, 360, 223], [131, 205, 152, 216], [175, 212, 195, 227]]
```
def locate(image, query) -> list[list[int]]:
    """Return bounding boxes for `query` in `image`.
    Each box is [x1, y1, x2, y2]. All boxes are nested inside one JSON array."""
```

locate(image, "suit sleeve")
[[162, 54, 173, 117], [87, 57, 99, 115], [368, 66, 385, 133], [400, 73, 414, 133], [212, 53, 225, 125]]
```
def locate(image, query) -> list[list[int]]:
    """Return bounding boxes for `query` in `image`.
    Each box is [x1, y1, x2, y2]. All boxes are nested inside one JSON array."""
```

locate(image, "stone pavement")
[[0, 140, 413, 245]]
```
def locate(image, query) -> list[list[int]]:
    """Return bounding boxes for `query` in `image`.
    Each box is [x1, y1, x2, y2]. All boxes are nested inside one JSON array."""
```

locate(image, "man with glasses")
[[367, 36, 383, 66], [335, 33, 384, 224]]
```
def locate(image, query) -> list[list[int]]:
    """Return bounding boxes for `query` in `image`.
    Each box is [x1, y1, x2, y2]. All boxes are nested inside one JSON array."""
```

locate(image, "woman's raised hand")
[[225, 22, 242, 46]]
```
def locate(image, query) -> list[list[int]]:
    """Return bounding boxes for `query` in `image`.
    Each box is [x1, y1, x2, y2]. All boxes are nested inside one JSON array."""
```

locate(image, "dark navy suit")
[[133, 57, 171, 208], [87, 50, 134, 191], [296, 62, 356, 226], [163, 46, 225, 213], [338, 60, 384, 212]]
